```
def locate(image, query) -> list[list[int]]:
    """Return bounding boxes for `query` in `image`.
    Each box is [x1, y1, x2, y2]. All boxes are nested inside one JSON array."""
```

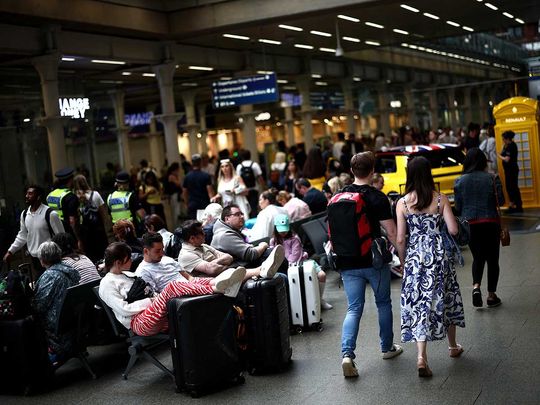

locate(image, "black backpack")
[[240, 162, 256, 188], [164, 228, 182, 258], [80, 191, 100, 227]]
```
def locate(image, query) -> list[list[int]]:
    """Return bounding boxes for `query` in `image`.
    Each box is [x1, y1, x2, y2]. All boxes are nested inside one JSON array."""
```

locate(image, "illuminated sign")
[[59, 97, 90, 119], [212, 74, 279, 108], [125, 112, 154, 126], [505, 117, 527, 123]]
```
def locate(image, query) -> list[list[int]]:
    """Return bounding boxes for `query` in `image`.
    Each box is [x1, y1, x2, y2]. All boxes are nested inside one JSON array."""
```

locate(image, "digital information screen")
[[212, 73, 279, 108]]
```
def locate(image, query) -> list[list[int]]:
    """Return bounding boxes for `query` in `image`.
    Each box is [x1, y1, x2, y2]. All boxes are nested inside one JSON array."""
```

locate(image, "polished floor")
[[2, 212, 539, 405]]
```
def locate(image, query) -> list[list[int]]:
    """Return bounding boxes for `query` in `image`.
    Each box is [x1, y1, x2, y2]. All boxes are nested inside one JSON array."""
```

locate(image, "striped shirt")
[[62, 256, 101, 284]]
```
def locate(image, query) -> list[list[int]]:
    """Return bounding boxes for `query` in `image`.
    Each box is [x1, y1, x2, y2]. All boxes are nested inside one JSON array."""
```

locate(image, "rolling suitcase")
[[167, 295, 244, 397], [242, 276, 292, 374], [0, 316, 53, 395], [288, 260, 323, 333]]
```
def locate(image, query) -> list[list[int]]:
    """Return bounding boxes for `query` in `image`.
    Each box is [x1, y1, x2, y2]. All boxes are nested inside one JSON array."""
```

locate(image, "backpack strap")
[[436, 193, 441, 214]]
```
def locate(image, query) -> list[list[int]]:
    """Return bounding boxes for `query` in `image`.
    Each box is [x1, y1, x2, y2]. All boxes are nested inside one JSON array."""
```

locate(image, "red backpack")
[[327, 189, 372, 258]]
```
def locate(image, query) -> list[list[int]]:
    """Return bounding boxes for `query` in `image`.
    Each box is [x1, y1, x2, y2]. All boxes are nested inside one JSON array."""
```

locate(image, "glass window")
[[375, 155, 397, 173]]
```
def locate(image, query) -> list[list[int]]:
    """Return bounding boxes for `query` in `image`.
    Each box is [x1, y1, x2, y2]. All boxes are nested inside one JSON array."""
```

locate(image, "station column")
[[447, 88, 458, 129], [153, 62, 183, 165], [181, 90, 200, 158], [197, 104, 209, 155], [110, 89, 132, 170], [463, 87, 473, 125], [428, 89, 440, 130], [405, 86, 417, 128], [377, 85, 391, 137], [296, 76, 314, 150], [341, 78, 356, 136], [32, 52, 67, 174], [284, 106, 295, 147], [238, 104, 259, 162]]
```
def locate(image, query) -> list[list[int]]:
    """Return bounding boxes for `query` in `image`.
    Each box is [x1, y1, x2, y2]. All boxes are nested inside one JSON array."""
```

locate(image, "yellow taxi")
[[375, 144, 465, 203]]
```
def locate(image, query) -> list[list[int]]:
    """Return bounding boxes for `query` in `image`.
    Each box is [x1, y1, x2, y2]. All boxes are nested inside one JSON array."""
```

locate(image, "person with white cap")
[[46, 167, 80, 242]]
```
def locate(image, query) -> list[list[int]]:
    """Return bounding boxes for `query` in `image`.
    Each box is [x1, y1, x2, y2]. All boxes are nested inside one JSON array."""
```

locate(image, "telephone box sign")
[[59, 97, 90, 119]]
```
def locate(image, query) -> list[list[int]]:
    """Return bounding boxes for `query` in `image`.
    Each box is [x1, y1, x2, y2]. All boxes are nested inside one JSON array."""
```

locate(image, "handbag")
[[493, 177, 510, 247], [371, 236, 393, 270], [124, 275, 154, 304]]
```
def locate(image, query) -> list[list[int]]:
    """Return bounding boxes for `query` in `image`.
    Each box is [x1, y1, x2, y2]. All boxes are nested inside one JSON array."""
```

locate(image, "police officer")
[[107, 171, 146, 235], [47, 167, 80, 242]]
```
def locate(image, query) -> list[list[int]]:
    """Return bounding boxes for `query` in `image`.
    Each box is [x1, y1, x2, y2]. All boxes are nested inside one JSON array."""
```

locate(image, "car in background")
[[375, 144, 465, 202]]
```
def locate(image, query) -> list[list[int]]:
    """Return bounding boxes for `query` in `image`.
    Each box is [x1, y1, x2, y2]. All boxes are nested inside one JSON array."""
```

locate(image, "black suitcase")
[[167, 295, 244, 397], [0, 316, 53, 395], [242, 276, 292, 374]]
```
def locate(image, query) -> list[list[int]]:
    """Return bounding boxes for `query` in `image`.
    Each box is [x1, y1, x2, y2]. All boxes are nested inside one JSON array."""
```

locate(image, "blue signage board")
[[212, 73, 279, 108]]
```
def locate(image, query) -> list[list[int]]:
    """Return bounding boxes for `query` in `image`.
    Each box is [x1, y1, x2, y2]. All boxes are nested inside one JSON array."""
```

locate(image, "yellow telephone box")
[[493, 97, 540, 208]]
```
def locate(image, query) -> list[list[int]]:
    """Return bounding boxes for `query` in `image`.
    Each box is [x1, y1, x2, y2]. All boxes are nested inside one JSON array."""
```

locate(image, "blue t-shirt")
[[183, 169, 211, 210]]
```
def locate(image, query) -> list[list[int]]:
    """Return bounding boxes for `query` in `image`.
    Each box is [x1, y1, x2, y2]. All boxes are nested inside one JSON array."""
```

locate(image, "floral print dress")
[[400, 194, 465, 342]]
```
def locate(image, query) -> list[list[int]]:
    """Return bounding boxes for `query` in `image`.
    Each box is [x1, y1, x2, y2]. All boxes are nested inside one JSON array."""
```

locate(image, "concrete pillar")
[[296, 76, 314, 150], [109, 90, 132, 171], [146, 104, 164, 171], [476, 87, 488, 124], [428, 89, 440, 130], [22, 131, 38, 184], [341, 78, 356, 136], [284, 106, 295, 147], [197, 104, 209, 155], [153, 62, 183, 165], [377, 85, 391, 137], [32, 53, 67, 174], [181, 90, 200, 158], [404, 86, 417, 128], [447, 88, 458, 129], [463, 87, 473, 125], [237, 104, 259, 163]]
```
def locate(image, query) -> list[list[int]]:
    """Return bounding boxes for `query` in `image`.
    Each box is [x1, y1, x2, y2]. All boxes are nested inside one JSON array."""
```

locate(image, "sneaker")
[[382, 344, 403, 359], [214, 267, 246, 297], [487, 296, 502, 308], [472, 288, 483, 307], [321, 299, 333, 310], [260, 245, 285, 279], [342, 356, 359, 378]]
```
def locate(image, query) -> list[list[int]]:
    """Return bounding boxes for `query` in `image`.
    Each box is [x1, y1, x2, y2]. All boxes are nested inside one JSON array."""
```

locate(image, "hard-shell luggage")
[[167, 295, 244, 397], [242, 276, 292, 374], [0, 316, 53, 395], [288, 260, 323, 333]]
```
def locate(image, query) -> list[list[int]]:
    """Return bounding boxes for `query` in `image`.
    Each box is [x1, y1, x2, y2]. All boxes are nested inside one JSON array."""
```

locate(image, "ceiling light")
[[400, 4, 419, 12], [515, 18, 525, 24], [393, 29, 409, 35], [23, 118, 31, 123], [259, 38, 281, 45], [401, 43, 409, 47], [310, 30, 331, 37], [277, 79, 288, 84], [121, 72, 132, 76], [220, 76, 232, 80], [283, 86, 297, 90], [365, 21, 384, 29], [279, 24, 303, 32], [502, 12, 514, 19], [294, 44, 314, 49], [311, 74, 322, 79], [223, 33, 250, 40], [320, 47, 336, 53], [423, 12, 440, 20], [338, 14, 360, 22], [463, 26, 474, 32], [181, 83, 198, 87], [485, 3, 498, 11], [409, 44, 418, 49], [175, 65, 179, 68], [256, 70, 274, 74], [61, 57, 75, 62], [315, 81, 328, 86], [189, 65, 214, 71], [353, 77, 362, 82], [365, 40, 381, 46], [142, 73, 156, 77], [343, 36, 361, 43], [446, 20, 460, 27], [91, 59, 125, 65]]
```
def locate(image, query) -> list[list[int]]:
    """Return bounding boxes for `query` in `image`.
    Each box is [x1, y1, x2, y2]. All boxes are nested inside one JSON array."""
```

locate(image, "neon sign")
[[59, 97, 90, 119]]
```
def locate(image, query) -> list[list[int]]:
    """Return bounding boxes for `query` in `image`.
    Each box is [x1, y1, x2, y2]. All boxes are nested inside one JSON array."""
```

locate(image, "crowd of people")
[[1, 123, 514, 379]]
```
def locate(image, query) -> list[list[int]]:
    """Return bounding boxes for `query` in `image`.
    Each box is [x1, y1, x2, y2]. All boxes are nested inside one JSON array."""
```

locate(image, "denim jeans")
[[341, 265, 394, 358]]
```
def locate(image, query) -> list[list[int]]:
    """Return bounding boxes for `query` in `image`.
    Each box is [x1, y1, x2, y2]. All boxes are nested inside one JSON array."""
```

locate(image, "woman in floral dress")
[[395, 156, 465, 377]]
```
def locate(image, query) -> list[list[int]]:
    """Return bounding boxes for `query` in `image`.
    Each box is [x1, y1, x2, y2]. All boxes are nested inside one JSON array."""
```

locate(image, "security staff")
[[107, 171, 146, 235], [47, 167, 80, 241]]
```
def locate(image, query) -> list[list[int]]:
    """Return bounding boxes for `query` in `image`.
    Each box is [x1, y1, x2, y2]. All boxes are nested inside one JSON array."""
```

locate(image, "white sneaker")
[[342, 357, 359, 378], [321, 300, 333, 310], [260, 245, 285, 279], [382, 344, 403, 359], [214, 267, 246, 297]]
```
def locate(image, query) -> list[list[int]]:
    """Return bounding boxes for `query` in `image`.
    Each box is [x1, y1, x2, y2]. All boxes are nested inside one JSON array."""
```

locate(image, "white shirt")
[[333, 141, 345, 159], [158, 228, 174, 250], [135, 256, 188, 292], [9, 204, 65, 257], [178, 242, 225, 273], [236, 160, 262, 190], [83, 190, 105, 208], [249, 204, 288, 242]]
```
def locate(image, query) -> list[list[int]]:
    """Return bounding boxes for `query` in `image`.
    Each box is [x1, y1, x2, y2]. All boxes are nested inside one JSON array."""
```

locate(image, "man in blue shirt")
[[183, 154, 216, 219]]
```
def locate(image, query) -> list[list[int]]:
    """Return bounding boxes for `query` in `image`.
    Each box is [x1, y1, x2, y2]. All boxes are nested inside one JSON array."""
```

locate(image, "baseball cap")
[[274, 214, 290, 233]]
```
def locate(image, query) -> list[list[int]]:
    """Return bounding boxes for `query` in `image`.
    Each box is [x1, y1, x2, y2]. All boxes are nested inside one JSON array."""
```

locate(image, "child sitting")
[[269, 214, 333, 310]]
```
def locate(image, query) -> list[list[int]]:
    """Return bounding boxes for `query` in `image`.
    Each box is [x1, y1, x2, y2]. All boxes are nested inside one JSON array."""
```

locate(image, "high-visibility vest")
[[107, 190, 133, 223], [46, 188, 71, 220]]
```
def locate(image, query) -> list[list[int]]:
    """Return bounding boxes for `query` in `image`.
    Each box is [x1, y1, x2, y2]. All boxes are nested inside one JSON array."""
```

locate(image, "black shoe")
[[487, 296, 502, 308], [472, 288, 483, 307]]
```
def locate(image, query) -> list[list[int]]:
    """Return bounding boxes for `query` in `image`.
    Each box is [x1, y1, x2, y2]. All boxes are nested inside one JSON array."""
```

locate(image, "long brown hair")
[[405, 156, 435, 211]]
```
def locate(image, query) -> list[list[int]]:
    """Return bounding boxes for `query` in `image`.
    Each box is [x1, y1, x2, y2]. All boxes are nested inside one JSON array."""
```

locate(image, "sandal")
[[417, 356, 433, 378], [449, 344, 464, 358]]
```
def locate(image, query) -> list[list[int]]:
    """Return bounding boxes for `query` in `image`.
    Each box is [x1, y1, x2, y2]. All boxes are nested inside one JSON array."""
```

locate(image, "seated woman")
[[113, 219, 143, 254], [98, 242, 246, 336], [276, 190, 311, 222], [33, 241, 80, 365], [144, 214, 173, 248], [52, 232, 101, 284]]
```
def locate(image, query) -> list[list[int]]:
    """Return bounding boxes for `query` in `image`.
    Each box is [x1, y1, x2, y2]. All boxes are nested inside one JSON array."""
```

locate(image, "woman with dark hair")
[[302, 147, 326, 190], [250, 189, 288, 241], [112, 219, 143, 254], [139, 171, 166, 227], [395, 156, 465, 378], [498, 130, 523, 213], [164, 162, 182, 227], [144, 214, 173, 248], [52, 232, 101, 284], [454, 148, 505, 308], [284, 159, 301, 195]]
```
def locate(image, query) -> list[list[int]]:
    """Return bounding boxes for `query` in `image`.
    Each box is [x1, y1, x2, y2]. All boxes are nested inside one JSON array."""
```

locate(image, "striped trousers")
[[130, 278, 213, 336]]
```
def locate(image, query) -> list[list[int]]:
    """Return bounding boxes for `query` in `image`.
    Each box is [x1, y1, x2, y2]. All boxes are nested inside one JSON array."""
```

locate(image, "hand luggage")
[[288, 260, 323, 333], [242, 275, 292, 374], [0, 316, 53, 395], [167, 295, 244, 397]]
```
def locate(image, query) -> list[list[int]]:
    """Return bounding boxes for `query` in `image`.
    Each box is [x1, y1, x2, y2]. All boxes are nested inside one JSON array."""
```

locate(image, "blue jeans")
[[341, 265, 394, 358]]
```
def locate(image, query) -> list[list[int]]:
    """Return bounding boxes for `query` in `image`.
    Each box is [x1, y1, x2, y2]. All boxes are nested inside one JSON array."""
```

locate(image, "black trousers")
[[469, 222, 500, 293], [504, 168, 522, 209], [247, 189, 259, 219]]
